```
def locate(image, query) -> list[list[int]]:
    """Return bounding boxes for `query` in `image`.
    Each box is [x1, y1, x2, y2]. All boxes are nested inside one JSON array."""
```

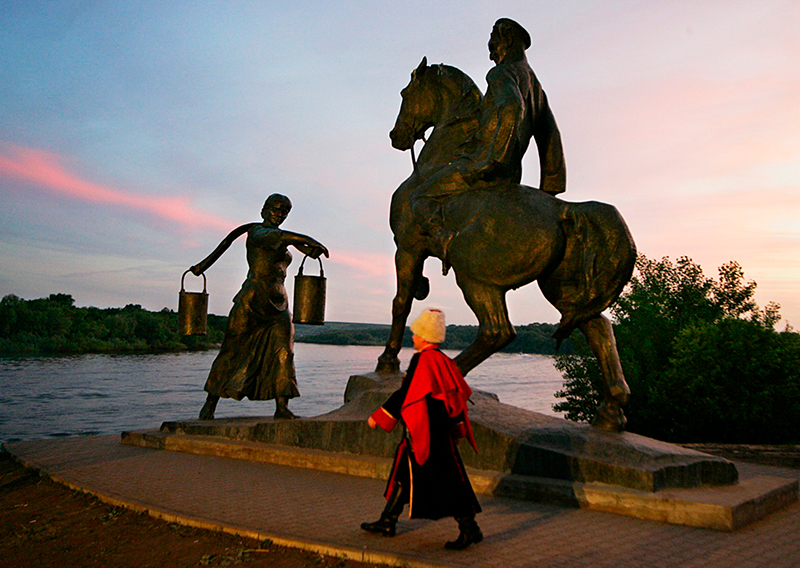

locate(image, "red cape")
[[401, 348, 477, 465]]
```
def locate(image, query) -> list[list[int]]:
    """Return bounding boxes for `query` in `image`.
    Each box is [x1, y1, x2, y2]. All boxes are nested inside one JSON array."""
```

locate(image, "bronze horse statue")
[[375, 59, 637, 432]]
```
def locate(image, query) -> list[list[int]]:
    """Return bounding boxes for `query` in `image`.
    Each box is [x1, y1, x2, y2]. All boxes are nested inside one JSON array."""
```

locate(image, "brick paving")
[[4, 435, 800, 568]]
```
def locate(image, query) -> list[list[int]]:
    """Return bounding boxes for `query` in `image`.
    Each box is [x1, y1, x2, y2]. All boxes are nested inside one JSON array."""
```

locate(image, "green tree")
[[0, 294, 23, 338], [553, 255, 800, 443], [553, 352, 603, 423], [0, 294, 225, 354]]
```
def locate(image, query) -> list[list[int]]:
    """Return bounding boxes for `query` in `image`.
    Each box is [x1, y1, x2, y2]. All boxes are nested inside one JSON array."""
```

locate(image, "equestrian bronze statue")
[[376, 19, 636, 432]]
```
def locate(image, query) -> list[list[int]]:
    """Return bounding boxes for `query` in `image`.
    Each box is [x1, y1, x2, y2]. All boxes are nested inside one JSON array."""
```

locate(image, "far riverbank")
[[1, 293, 573, 356]]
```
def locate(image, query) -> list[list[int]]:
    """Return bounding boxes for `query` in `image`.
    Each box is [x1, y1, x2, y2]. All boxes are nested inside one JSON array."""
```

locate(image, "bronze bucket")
[[178, 270, 208, 335], [292, 255, 326, 325]]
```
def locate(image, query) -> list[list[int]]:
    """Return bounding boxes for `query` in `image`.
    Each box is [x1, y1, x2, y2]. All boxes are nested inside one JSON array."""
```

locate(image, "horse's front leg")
[[376, 248, 426, 374], [454, 280, 516, 376], [578, 314, 630, 432]]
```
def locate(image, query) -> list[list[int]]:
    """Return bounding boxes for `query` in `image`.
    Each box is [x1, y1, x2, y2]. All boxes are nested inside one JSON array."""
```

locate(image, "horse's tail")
[[553, 318, 577, 348], [553, 312, 584, 351], [541, 201, 636, 347]]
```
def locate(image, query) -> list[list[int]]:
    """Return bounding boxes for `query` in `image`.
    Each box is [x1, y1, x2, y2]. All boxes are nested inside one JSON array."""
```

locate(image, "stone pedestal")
[[158, 372, 737, 492], [121, 372, 798, 530]]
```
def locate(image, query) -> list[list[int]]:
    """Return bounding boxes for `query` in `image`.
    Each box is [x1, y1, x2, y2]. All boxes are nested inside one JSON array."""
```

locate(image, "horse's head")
[[389, 57, 481, 151], [390, 57, 437, 151]]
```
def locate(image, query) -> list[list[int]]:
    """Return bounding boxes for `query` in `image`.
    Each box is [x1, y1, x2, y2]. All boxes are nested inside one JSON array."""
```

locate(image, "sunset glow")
[[1, 2, 798, 325], [0, 143, 234, 233]]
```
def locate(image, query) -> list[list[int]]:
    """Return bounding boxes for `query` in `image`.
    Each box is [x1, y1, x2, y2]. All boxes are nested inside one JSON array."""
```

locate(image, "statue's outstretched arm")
[[280, 230, 329, 259], [189, 223, 258, 275]]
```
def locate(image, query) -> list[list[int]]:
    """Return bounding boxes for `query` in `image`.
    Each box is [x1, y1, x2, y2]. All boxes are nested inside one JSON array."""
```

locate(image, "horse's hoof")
[[592, 402, 626, 432], [376, 356, 400, 375]]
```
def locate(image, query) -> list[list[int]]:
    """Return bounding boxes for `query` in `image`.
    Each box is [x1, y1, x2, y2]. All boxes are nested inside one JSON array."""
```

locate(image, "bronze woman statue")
[[190, 194, 329, 420]]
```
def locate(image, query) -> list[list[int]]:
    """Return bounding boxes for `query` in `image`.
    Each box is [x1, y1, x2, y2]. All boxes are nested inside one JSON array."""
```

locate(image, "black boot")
[[360, 516, 397, 537], [361, 483, 406, 537], [445, 516, 483, 550]]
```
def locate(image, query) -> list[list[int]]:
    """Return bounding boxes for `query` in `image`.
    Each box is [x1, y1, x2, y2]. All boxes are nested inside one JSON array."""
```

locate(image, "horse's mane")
[[429, 64, 482, 121]]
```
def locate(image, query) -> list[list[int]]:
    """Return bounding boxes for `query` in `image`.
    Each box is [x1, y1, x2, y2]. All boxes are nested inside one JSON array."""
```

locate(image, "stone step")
[[121, 429, 798, 531]]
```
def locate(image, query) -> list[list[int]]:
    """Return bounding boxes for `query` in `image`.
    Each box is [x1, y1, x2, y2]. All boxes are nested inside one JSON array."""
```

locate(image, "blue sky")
[[1, 1, 799, 327]]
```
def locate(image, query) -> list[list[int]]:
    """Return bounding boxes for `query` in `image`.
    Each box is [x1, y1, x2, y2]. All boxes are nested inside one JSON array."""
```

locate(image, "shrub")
[[553, 255, 800, 443]]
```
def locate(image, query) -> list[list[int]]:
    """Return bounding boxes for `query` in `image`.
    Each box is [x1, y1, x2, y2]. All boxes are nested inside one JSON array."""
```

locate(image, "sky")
[[1, 0, 799, 327]]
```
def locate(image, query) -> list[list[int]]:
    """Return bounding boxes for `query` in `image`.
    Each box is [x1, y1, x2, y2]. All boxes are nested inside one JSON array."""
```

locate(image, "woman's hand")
[[307, 242, 329, 259], [367, 416, 377, 429], [451, 420, 468, 440], [281, 231, 329, 259]]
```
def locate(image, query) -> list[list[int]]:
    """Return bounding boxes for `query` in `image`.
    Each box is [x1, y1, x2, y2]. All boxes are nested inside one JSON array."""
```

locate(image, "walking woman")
[[361, 308, 482, 549]]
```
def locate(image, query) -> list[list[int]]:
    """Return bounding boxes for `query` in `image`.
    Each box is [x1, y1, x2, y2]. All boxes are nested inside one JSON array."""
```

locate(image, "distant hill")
[[0, 293, 571, 355], [296, 321, 572, 354]]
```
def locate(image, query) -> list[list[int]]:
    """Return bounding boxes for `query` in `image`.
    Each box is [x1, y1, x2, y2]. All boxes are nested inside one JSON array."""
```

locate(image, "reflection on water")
[[0, 344, 565, 443]]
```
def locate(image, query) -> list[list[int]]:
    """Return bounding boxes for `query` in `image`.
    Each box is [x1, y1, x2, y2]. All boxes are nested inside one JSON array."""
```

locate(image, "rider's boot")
[[428, 226, 454, 276], [417, 205, 454, 275], [199, 394, 219, 420], [414, 275, 430, 300]]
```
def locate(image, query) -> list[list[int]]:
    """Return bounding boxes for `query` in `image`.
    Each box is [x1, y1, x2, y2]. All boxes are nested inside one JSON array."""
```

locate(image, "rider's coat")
[[412, 56, 566, 202], [474, 57, 566, 195]]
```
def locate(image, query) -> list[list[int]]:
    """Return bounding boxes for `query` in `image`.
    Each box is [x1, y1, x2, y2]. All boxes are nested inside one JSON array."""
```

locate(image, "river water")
[[0, 343, 565, 444]]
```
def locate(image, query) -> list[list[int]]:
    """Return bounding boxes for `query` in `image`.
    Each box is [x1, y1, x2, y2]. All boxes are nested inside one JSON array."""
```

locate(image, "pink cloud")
[[330, 250, 395, 279], [0, 141, 233, 233]]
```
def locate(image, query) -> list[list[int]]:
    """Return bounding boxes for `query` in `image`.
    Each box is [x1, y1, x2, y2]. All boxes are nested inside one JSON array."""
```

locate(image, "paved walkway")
[[4, 435, 800, 568]]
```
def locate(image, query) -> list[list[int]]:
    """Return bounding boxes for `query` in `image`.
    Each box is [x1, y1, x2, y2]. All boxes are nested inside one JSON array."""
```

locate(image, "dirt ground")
[[0, 452, 388, 568]]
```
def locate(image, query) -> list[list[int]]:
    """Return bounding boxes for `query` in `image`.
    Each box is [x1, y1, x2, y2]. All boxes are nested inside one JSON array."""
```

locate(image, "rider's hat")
[[495, 18, 531, 50]]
